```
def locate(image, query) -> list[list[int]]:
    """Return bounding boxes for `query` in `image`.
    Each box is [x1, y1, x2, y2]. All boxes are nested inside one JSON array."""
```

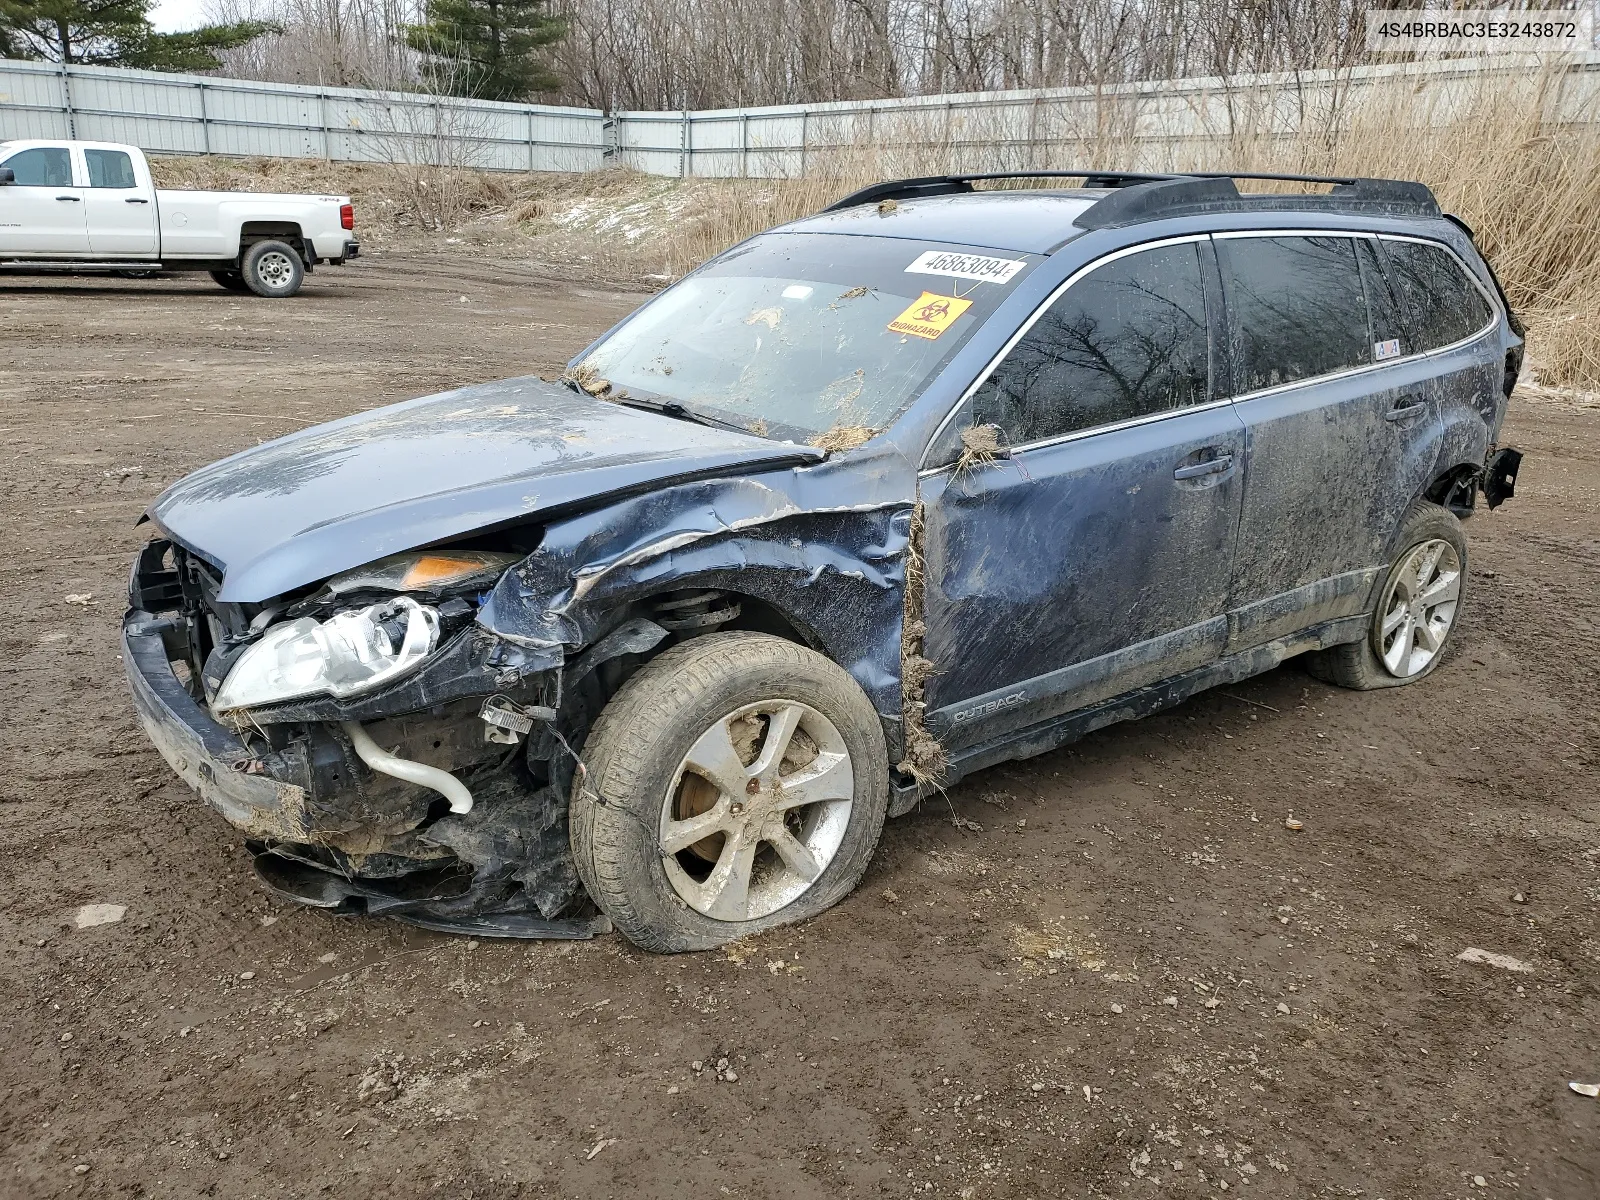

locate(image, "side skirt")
[[888, 613, 1367, 816]]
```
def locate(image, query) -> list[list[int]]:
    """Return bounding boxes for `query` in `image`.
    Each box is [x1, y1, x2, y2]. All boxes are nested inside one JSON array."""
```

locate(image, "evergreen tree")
[[0, 0, 274, 70], [404, 0, 563, 102]]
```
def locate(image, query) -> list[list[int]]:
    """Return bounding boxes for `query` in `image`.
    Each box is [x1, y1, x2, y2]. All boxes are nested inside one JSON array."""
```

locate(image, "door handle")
[[125, 197, 149, 204], [56, 194, 81, 202], [1174, 454, 1233, 480], [1385, 400, 1427, 422]]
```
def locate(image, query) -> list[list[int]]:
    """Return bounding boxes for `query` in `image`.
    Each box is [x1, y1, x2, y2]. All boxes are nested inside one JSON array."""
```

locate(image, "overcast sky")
[[150, 0, 212, 32]]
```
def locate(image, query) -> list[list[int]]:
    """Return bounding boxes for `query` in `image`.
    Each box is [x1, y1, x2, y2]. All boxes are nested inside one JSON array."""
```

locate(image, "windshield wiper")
[[609, 393, 760, 438]]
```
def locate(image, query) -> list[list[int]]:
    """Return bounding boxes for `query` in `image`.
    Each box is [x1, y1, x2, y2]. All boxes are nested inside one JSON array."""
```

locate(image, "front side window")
[[1383, 239, 1494, 352], [85, 149, 137, 189], [1222, 235, 1371, 393], [966, 241, 1211, 446], [574, 233, 1037, 444], [3, 147, 73, 187]]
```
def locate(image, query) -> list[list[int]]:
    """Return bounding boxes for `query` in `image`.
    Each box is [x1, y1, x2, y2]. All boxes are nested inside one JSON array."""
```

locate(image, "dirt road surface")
[[2, 255, 1597, 1200]]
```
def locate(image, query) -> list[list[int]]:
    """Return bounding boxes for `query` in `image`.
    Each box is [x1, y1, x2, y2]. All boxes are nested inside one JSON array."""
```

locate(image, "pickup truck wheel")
[[240, 240, 305, 298], [210, 270, 250, 293], [1305, 501, 1468, 690], [570, 631, 889, 953]]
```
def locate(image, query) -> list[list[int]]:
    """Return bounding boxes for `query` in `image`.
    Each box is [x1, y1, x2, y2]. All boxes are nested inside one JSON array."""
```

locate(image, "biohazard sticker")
[[888, 292, 973, 340]]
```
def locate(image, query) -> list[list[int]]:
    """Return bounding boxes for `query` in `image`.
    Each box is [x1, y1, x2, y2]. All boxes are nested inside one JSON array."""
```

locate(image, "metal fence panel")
[[2, 54, 1597, 178], [0, 59, 607, 172]]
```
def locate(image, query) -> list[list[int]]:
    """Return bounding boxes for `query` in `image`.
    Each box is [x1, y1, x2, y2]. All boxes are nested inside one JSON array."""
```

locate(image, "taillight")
[[340, 203, 354, 231]]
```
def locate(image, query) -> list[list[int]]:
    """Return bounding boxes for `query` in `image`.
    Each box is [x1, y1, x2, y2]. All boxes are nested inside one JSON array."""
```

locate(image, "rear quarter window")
[[1220, 235, 1371, 393], [1382, 239, 1495, 351]]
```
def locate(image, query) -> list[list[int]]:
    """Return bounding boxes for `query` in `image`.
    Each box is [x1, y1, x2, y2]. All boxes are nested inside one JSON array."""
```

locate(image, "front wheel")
[[1305, 501, 1468, 690], [240, 240, 305, 298], [571, 632, 889, 952]]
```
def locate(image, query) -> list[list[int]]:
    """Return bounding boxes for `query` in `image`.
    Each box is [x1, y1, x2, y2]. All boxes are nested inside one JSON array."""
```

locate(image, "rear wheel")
[[1306, 501, 1467, 690], [210, 269, 250, 293], [571, 632, 889, 952], [240, 240, 305, 298]]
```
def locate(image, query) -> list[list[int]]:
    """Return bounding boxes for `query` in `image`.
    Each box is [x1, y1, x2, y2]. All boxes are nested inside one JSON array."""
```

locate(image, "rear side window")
[[3, 147, 73, 187], [1356, 238, 1409, 359], [1382, 239, 1494, 351], [85, 149, 137, 189], [969, 242, 1211, 444], [1222, 236, 1370, 392]]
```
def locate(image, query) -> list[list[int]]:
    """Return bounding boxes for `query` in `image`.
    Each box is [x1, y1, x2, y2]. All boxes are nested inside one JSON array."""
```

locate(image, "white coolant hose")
[[341, 721, 474, 814]]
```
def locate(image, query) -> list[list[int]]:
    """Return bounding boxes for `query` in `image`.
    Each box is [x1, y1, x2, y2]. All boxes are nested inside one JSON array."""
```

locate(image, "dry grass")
[[809, 424, 878, 453], [897, 501, 948, 787], [952, 424, 1004, 478]]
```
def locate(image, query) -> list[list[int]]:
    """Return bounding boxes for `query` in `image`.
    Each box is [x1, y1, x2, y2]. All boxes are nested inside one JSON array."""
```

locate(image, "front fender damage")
[[254, 459, 923, 937], [477, 464, 914, 728]]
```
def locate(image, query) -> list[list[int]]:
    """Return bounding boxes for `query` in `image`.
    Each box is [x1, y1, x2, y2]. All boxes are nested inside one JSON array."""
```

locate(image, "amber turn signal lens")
[[400, 555, 489, 589]]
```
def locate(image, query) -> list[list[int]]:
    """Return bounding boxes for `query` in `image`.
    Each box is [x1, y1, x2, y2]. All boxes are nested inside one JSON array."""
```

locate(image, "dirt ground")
[[2, 252, 1597, 1200]]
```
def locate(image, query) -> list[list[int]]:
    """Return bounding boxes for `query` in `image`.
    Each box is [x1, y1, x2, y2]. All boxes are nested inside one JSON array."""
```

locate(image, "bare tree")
[[203, 0, 420, 88]]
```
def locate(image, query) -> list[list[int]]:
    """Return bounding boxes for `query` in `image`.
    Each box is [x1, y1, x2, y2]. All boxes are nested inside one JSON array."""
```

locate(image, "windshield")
[[572, 232, 1038, 446]]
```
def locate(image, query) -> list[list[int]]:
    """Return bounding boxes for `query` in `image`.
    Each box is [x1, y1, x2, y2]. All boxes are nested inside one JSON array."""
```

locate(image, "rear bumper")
[[122, 611, 316, 842], [313, 233, 359, 263]]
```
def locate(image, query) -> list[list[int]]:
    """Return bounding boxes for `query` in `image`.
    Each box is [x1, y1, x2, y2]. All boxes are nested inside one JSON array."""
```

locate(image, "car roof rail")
[[820, 170, 1184, 212], [1072, 174, 1441, 228], [819, 169, 1441, 225]]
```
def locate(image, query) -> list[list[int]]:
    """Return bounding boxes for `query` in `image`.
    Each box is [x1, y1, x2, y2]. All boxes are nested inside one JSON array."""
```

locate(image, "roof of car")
[[785, 172, 1444, 255], [785, 191, 1101, 255]]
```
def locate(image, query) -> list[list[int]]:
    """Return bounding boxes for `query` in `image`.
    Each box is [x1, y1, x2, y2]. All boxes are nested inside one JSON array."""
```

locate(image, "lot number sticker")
[[889, 292, 973, 340], [905, 250, 1027, 284]]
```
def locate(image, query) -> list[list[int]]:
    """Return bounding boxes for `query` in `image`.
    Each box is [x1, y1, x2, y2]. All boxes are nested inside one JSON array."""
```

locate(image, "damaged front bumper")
[[122, 610, 609, 938]]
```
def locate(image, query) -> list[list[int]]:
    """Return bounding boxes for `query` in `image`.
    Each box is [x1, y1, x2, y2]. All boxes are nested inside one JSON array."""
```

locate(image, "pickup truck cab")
[[0, 139, 358, 296]]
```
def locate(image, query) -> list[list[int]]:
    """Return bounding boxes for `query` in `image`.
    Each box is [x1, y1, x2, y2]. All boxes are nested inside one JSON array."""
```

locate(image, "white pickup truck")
[[0, 139, 359, 297]]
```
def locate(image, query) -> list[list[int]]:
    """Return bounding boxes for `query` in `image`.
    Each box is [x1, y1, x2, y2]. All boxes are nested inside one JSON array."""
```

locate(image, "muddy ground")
[[1, 253, 1597, 1200]]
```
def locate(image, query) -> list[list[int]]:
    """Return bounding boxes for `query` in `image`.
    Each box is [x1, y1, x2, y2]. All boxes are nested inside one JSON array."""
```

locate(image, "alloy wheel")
[[1373, 538, 1462, 677], [660, 700, 854, 922]]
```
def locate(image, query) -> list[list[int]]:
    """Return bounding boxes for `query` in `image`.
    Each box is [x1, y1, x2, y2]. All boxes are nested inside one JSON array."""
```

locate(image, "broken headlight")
[[212, 596, 440, 712], [325, 552, 520, 596]]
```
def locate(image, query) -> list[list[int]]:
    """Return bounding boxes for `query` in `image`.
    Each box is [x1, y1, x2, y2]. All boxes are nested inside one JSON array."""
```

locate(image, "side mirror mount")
[[0, 167, 14, 185]]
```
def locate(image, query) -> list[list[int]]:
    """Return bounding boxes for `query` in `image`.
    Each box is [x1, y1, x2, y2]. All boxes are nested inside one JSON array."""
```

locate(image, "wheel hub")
[[1373, 537, 1462, 678], [660, 700, 854, 922], [258, 252, 295, 289]]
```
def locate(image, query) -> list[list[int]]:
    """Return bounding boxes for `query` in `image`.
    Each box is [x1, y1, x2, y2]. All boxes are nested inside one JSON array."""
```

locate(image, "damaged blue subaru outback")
[[124, 171, 1524, 951]]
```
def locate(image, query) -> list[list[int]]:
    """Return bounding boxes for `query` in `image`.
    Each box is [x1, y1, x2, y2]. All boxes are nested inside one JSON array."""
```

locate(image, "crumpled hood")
[[149, 376, 822, 602]]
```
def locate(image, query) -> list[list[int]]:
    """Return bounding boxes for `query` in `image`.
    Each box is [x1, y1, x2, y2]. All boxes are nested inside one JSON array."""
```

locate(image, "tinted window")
[[969, 242, 1210, 444], [85, 149, 136, 189], [1222, 236, 1370, 392], [1356, 238, 1409, 360], [3, 147, 73, 187], [1383, 239, 1494, 351]]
